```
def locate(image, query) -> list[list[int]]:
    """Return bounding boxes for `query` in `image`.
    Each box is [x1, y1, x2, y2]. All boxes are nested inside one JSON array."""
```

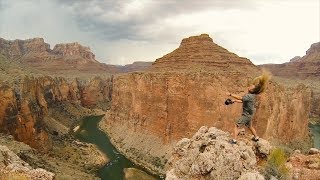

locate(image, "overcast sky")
[[0, 0, 319, 65]]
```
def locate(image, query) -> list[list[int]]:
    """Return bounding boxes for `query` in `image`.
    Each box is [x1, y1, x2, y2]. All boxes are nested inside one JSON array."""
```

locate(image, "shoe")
[[251, 136, 259, 142], [229, 139, 237, 144]]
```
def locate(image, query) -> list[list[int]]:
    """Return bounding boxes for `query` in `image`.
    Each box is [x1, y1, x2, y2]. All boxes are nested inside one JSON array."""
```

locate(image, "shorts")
[[236, 115, 252, 127]]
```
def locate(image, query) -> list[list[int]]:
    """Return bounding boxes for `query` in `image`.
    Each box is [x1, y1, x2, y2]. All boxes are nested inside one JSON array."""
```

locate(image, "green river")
[[74, 116, 320, 179], [309, 123, 320, 148], [75, 115, 162, 180]]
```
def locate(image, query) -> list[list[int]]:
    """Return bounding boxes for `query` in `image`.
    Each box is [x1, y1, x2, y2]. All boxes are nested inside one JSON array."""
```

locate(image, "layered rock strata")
[[105, 34, 312, 174], [0, 38, 50, 59], [260, 42, 320, 118], [261, 42, 320, 78], [53, 42, 97, 62], [0, 37, 118, 74], [117, 61, 153, 73], [151, 34, 257, 73], [0, 75, 113, 152]]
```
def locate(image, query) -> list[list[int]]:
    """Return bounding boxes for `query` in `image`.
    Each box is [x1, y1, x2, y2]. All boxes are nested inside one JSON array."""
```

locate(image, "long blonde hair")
[[250, 70, 271, 94]]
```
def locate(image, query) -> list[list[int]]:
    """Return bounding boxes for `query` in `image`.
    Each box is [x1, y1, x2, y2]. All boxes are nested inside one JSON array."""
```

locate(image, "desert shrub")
[[264, 148, 289, 180], [151, 157, 164, 169], [271, 138, 312, 155]]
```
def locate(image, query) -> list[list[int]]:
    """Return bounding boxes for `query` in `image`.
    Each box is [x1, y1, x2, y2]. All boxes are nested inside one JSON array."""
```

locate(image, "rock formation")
[[260, 42, 320, 118], [286, 150, 320, 180], [260, 42, 320, 78], [0, 37, 118, 74], [151, 34, 257, 73], [117, 61, 153, 73], [0, 132, 107, 179], [305, 42, 320, 62], [165, 126, 261, 180], [289, 56, 301, 62], [165, 126, 319, 180], [123, 168, 157, 180], [0, 75, 113, 152], [0, 34, 316, 178], [0, 38, 51, 59], [104, 34, 312, 174], [53, 42, 96, 62], [0, 145, 55, 179]]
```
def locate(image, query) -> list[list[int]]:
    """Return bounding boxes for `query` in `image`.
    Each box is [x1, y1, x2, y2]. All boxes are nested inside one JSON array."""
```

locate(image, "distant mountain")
[[260, 42, 320, 78], [151, 34, 258, 74], [116, 61, 152, 73], [0, 37, 118, 74]]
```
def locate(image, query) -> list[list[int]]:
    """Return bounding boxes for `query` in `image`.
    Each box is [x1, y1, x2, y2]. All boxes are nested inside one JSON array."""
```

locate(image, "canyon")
[[0, 34, 318, 179], [0, 37, 119, 76], [104, 34, 313, 174], [0, 75, 113, 152], [261, 42, 320, 78], [0, 37, 114, 179], [260, 42, 320, 119]]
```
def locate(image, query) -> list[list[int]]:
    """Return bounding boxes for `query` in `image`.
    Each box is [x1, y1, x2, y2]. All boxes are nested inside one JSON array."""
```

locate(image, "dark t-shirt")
[[242, 93, 256, 117]]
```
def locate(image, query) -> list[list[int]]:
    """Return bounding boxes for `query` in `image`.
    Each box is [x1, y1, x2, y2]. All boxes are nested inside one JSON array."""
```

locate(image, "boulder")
[[0, 145, 55, 179], [254, 138, 272, 156], [309, 148, 319, 155], [165, 126, 258, 179], [238, 172, 265, 180]]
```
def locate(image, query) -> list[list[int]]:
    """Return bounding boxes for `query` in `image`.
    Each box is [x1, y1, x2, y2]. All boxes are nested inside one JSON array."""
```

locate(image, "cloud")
[[0, 0, 319, 65], [0, 0, 96, 51], [0, 0, 9, 10], [54, 0, 257, 41]]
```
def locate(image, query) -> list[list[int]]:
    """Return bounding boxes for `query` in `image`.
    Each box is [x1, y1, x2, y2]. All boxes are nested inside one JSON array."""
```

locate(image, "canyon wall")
[[104, 34, 312, 174], [117, 61, 153, 73], [0, 37, 115, 178], [261, 42, 320, 78], [0, 35, 315, 176], [0, 75, 113, 152], [0, 38, 50, 59], [53, 42, 97, 62], [0, 37, 94, 61], [151, 34, 256, 72], [261, 41, 320, 118], [105, 71, 311, 173], [0, 37, 118, 74]]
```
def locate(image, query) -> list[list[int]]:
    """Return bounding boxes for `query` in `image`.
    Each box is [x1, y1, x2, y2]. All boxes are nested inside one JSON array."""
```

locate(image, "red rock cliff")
[[104, 34, 312, 174], [53, 42, 97, 62], [0, 38, 51, 59], [260, 42, 320, 118], [0, 75, 113, 152], [151, 34, 256, 72], [0, 37, 118, 74], [261, 42, 320, 78]]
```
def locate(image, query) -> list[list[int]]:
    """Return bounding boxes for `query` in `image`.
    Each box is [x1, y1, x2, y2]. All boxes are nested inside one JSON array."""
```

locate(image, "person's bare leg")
[[249, 124, 258, 138], [233, 124, 239, 140]]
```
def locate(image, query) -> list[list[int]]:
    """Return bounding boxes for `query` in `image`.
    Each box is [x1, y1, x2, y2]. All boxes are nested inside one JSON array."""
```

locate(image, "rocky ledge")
[[165, 126, 320, 180], [165, 126, 268, 180], [0, 133, 107, 179], [286, 149, 320, 180], [0, 145, 54, 180]]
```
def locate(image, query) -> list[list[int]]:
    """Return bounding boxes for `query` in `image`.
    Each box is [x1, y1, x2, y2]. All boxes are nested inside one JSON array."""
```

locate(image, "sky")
[[0, 0, 319, 65]]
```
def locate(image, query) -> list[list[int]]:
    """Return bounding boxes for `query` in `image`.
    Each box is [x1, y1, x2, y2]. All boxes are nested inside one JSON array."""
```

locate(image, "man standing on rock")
[[226, 71, 271, 144]]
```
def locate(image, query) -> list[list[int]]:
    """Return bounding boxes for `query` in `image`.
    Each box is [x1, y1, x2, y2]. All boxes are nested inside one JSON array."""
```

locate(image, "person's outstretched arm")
[[226, 92, 243, 103], [232, 99, 243, 103]]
